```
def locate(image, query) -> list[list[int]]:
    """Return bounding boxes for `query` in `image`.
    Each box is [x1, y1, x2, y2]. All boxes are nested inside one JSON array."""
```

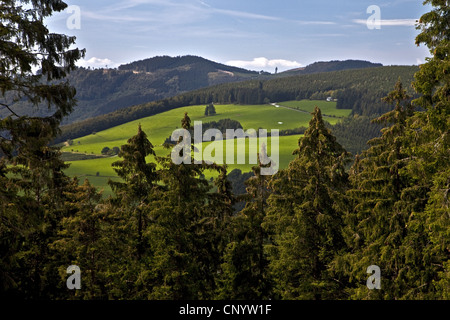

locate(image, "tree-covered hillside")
[[1, 55, 393, 127], [280, 59, 383, 76], [0, 55, 261, 125], [118, 55, 258, 75], [56, 65, 418, 145]]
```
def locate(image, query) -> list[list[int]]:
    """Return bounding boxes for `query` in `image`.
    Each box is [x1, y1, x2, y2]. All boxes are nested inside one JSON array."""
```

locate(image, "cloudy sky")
[[46, 0, 432, 72]]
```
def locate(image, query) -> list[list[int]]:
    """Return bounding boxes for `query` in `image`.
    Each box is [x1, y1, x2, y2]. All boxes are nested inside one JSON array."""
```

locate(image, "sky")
[[45, 0, 432, 72]]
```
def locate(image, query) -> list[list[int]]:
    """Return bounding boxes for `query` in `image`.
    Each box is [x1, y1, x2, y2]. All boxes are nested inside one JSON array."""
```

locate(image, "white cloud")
[[108, 0, 174, 11], [198, 0, 211, 8], [212, 8, 279, 21], [226, 57, 302, 72], [89, 1, 279, 25], [295, 20, 336, 25], [83, 11, 155, 23], [77, 57, 116, 69], [353, 18, 418, 27]]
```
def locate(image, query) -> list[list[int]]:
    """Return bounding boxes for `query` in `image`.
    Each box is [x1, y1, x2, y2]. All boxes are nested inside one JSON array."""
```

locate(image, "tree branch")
[[0, 102, 21, 118]]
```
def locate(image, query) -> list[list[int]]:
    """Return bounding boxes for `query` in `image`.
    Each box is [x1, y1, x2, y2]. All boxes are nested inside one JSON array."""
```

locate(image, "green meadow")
[[62, 102, 351, 195]]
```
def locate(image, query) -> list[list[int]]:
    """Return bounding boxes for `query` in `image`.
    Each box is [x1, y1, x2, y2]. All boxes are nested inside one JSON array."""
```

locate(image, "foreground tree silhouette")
[[0, 0, 84, 297]]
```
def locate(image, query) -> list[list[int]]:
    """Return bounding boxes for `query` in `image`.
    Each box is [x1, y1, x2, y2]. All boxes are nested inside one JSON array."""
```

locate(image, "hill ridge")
[[117, 55, 258, 75], [281, 59, 383, 75]]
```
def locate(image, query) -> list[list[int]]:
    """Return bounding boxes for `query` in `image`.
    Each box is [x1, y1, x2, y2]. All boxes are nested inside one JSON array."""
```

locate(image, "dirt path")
[[270, 102, 311, 114]]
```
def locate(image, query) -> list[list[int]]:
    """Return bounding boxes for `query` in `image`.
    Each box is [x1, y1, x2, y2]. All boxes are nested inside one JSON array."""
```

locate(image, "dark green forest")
[[0, 0, 449, 300], [280, 59, 383, 76]]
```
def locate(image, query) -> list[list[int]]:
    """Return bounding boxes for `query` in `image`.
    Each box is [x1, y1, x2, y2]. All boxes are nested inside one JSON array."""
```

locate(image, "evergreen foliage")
[[264, 107, 351, 299], [204, 103, 216, 116]]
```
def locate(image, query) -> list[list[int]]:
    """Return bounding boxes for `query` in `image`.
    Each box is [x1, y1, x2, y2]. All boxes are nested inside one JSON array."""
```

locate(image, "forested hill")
[[118, 55, 258, 75], [1, 55, 261, 125], [281, 59, 383, 76], [2, 55, 389, 126], [56, 65, 419, 144]]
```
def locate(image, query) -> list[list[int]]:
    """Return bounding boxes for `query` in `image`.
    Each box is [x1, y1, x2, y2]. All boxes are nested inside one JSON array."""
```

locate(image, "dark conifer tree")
[[410, 0, 450, 298], [51, 178, 105, 299], [264, 106, 351, 300], [109, 124, 158, 259], [217, 157, 272, 299], [335, 80, 426, 299], [0, 0, 83, 298], [146, 112, 217, 299], [104, 124, 160, 298]]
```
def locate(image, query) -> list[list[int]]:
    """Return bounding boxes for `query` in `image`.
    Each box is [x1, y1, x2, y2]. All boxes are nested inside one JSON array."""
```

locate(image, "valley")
[[62, 100, 351, 195]]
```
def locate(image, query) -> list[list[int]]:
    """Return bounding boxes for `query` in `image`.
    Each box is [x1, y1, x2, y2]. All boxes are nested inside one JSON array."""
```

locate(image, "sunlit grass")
[[62, 101, 346, 193]]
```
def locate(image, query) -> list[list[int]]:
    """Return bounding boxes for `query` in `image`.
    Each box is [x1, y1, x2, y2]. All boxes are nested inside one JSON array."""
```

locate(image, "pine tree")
[[0, 0, 83, 298], [217, 157, 272, 299], [410, 0, 450, 298], [264, 107, 351, 300], [146, 112, 217, 299], [336, 80, 437, 299], [51, 178, 105, 299], [109, 124, 158, 259]]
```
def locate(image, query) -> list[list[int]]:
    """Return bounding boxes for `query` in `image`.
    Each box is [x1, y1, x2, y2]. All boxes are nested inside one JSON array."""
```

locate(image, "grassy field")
[[64, 134, 303, 196], [62, 101, 351, 195]]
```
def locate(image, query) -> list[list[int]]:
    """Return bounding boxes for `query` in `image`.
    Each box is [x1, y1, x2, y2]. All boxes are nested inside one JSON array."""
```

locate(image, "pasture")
[[62, 101, 351, 195]]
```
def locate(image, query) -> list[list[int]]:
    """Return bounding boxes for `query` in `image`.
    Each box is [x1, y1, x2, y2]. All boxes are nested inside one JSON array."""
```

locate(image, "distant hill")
[[1, 55, 260, 125], [3, 56, 388, 126], [118, 55, 258, 75], [281, 60, 383, 76], [64, 55, 263, 123]]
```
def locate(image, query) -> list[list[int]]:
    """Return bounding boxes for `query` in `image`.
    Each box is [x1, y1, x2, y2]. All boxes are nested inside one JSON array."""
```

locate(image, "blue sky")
[[46, 0, 432, 72]]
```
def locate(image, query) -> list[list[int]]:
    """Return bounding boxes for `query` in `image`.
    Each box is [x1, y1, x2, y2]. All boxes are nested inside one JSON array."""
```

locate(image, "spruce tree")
[[334, 1, 449, 300], [0, 0, 84, 297], [104, 125, 160, 298], [217, 157, 272, 299], [109, 124, 158, 259], [336, 80, 435, 299], [146, 112, 217, 299], [0, 0, 85, 157], [1, 120, 73, 298], [51, 178, 105, 299], [410, 0, 450, 298], [264, 107, 351, 300], [208, 165, 236, 298]]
